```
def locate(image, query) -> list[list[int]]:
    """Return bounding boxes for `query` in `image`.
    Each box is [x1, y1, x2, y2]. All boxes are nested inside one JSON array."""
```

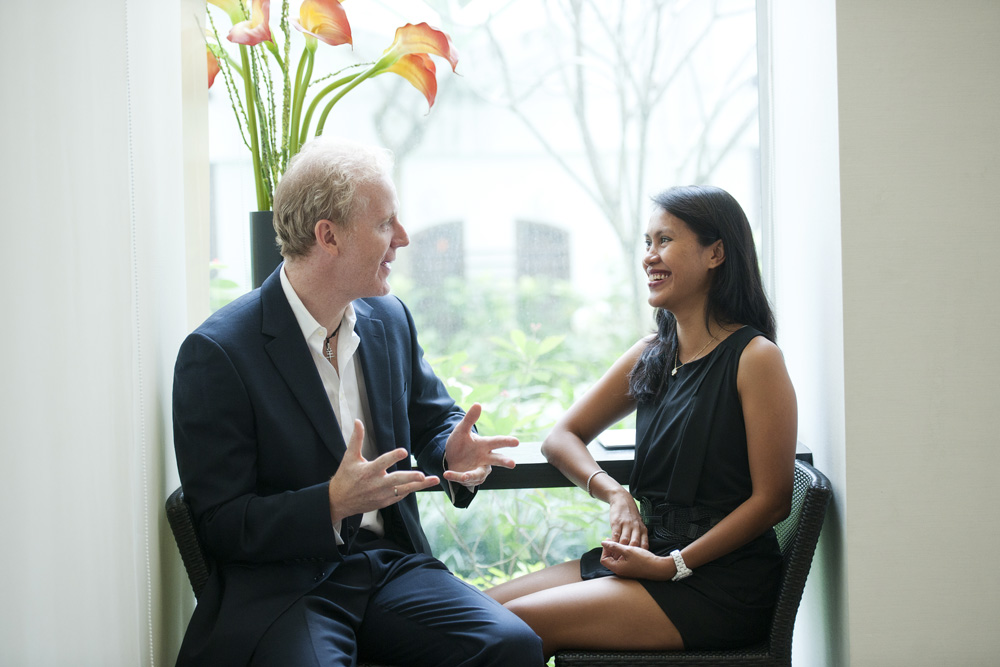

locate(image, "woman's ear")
[[708, 239, 725, 268]]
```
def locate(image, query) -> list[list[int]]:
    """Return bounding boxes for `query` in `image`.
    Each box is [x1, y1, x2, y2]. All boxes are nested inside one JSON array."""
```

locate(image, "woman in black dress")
[[487, 186, 797, 658]]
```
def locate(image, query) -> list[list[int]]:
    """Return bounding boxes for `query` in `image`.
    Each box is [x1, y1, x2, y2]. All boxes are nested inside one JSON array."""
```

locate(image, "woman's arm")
[[601, 336, 797, 579], [542, 337, 648, 546]]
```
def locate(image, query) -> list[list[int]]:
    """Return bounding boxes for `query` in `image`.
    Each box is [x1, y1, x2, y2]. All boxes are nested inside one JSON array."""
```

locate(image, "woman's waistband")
[[638, 498, 727, 541]]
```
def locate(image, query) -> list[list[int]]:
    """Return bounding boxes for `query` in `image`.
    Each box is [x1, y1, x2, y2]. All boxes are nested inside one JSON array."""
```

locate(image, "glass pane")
[[207, 0, 760, 582]]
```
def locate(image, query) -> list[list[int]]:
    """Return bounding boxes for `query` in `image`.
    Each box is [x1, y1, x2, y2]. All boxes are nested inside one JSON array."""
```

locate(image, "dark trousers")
[[249, 542, 543, 667]]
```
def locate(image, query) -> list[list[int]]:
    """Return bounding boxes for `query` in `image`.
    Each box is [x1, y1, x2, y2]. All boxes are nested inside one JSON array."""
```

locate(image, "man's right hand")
[[327, 420, 440, 524]]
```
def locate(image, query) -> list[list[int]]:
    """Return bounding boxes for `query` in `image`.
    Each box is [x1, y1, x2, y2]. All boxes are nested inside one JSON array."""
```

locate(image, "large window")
[[208, 0, 761, 583]]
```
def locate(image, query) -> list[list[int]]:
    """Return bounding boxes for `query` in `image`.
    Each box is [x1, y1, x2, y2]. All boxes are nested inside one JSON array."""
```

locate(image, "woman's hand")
[[607, 489, 648, 549], [599, 540, 675, 581]]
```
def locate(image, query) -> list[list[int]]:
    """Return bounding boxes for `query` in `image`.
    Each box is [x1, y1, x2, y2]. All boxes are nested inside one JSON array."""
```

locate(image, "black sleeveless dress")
[[579, 326, 783, 649]]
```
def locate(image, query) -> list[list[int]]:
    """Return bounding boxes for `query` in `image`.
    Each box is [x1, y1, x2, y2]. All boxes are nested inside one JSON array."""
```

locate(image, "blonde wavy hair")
[[272, 136, 395, 259]]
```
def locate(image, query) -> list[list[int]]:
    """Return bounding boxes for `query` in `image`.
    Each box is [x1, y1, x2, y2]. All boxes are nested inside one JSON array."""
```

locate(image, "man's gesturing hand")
[[442, 403, 519, 489], [328, 420, 440, 525]]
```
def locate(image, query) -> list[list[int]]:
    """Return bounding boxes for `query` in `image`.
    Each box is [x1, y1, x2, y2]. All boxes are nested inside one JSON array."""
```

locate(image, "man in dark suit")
[[172, 136, 544, 666]]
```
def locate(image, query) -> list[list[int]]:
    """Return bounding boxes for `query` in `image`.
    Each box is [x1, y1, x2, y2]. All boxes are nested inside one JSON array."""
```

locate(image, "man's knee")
[[478, 611, 544, 665]]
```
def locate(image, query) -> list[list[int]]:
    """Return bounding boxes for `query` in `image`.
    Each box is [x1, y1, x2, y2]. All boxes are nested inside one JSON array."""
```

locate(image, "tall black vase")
[[250, 210, 283, 289]]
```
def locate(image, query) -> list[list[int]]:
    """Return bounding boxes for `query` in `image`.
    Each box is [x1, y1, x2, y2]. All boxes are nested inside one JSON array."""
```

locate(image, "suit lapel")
[[260, 269, 347, 462], [353, 302, 396, 457]]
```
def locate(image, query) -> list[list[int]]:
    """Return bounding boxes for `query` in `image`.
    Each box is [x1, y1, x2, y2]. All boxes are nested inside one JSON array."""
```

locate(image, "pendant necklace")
[[672, 334, 717, 376], [324, 322, 342, 361]]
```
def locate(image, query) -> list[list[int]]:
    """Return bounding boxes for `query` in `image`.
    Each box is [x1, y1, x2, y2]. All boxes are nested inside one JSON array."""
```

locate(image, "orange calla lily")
[[207, 46, 222, 87], [228, 0, 272, 46], [380, 22, 459, 73], [380, 53, 438, 108], [367, 23, 458, 110], [292, 0, 352, 47]]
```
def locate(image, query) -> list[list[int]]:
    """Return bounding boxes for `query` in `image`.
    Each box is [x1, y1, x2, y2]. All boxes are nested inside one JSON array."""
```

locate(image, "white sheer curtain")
[[0, 0, 207, 664]]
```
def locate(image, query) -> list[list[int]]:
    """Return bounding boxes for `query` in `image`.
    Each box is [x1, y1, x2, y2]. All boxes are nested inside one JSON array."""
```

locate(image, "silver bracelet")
[[670, 549, 693, 581], [586, 469, 608, 497]]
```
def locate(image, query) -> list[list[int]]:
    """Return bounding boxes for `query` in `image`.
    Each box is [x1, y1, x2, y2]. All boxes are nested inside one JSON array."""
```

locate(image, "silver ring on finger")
[[394, 486, 398, 497]]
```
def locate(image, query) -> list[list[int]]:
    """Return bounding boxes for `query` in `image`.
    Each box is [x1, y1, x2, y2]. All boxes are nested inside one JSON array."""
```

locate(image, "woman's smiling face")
[[642, 209, 721, 313]]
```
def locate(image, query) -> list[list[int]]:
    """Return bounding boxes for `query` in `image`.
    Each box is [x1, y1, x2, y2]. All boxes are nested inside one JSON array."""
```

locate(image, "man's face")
[[339, 176, 409, 299]]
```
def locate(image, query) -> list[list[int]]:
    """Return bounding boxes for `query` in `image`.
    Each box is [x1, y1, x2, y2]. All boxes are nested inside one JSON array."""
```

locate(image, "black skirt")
[[579, 529, 782, 649]]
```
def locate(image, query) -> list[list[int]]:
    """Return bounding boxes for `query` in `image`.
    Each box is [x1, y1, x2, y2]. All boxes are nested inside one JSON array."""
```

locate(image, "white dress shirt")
[[280, 266, 385, 542]]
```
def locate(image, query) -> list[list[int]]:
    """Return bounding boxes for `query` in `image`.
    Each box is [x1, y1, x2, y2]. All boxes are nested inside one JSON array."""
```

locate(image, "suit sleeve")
[[395, 299, 478, 509], [173, 332, 342, 565]]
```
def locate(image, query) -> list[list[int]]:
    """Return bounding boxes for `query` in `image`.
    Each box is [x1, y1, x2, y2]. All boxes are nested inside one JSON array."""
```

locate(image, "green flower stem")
[[289, 46, 314, 157], [239, 43, 269, 210], [223, 51, 243, 78], [314, 61, 384, 137], [278, 0, 292, 171], [263, 39, 284, 71], [297, 73, 361, 146]]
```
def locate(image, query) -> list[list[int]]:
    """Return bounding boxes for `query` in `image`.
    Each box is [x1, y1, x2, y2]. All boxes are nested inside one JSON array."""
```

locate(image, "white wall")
[[836, 1, 1000, 664], [772, 1, 1000, 665], [0, 0, 207, 664]]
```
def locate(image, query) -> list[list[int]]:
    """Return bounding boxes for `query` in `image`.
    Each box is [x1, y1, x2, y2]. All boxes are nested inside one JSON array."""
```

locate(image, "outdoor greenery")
[[393, 272, 642, 443], [209, 260, 245, 312], [418, 486, 608, 588], [393, 273, 644, 585]]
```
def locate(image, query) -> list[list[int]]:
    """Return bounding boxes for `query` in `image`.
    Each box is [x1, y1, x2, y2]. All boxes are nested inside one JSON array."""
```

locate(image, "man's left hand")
[[443, 403, 518, 489]]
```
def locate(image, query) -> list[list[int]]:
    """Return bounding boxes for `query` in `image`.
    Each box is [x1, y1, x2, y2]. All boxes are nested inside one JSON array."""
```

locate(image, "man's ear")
[[708, 239, 725, 268], [314, 219, 341, 256]]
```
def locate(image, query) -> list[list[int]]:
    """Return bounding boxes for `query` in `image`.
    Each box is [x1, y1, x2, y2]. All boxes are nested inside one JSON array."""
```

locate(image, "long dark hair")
[[628, 185, 775, 402]]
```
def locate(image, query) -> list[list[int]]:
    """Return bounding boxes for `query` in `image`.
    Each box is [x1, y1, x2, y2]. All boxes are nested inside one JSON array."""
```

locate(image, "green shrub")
[[418, 487, 609, 586]]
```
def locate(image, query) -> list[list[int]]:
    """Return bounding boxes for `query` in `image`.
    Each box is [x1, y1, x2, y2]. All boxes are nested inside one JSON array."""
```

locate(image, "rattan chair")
[[555, 459, 832, 667], [165, 486, 211, 599]]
